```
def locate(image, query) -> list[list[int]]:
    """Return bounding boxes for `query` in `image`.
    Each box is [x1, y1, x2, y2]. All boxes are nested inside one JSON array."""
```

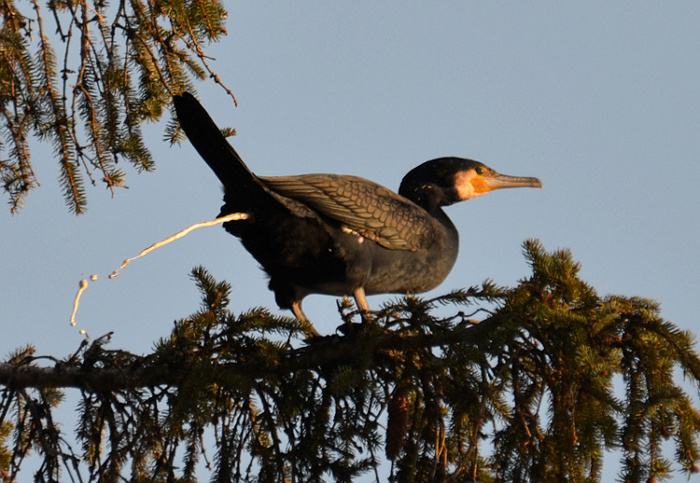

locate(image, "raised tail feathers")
[[173, 92, 255, 188]]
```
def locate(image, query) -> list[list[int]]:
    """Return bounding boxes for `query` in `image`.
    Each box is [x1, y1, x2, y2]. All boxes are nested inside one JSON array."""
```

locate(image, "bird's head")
[[399, 157, 542, 209]]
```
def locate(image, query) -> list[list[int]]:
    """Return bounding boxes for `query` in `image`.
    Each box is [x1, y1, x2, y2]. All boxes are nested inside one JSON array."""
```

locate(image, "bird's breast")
[[336, 223, 459, 296]]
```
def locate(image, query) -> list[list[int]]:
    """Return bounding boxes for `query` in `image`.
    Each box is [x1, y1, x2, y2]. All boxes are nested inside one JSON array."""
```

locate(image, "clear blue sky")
[[3, 2, 699, 480]]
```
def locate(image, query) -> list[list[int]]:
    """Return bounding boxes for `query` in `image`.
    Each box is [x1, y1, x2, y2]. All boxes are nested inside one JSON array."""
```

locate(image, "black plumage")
[[174, 93, 542, 322]]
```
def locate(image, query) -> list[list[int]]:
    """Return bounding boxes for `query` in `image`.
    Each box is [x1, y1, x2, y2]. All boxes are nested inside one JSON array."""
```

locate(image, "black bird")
[[174, 92, 542, 322]]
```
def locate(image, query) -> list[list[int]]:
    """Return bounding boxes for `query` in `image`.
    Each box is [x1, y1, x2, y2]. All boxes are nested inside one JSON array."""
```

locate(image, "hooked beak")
[[472, 172, 543, 195]]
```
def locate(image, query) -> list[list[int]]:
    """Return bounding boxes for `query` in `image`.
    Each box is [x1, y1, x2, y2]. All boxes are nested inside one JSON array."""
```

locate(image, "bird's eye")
[[475, 167, 484, 175]]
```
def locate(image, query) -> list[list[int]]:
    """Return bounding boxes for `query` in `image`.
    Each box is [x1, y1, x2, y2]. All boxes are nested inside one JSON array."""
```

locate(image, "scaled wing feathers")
[[260, 174, 438, 251]]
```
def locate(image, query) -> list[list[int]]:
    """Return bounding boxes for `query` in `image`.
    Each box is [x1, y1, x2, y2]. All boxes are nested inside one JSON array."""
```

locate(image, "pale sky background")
[[2, 2, 699, 481]]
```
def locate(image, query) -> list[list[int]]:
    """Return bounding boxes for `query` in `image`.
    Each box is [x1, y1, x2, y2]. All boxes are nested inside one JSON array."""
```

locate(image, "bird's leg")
[[337, 289, 371, 336], [291, 301, 306, 321], [353, 287, 372, 321], [292, 301, 320, 337]]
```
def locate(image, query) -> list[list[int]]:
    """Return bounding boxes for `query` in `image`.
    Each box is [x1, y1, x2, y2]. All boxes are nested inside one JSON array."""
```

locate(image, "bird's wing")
[[260, 174, 439, 251]]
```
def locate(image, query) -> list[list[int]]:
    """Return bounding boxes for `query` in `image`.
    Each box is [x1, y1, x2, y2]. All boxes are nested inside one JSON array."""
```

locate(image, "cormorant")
[[173, 92, 542, 322]]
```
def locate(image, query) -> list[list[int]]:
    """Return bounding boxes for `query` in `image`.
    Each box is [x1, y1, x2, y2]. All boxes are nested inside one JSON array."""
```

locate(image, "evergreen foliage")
[[0, 0, 233, 213], [0, 241, 698, 481]]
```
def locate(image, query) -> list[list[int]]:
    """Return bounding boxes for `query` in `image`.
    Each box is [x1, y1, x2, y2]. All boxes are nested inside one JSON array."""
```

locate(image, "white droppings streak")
[[69, 212, 249, 330]]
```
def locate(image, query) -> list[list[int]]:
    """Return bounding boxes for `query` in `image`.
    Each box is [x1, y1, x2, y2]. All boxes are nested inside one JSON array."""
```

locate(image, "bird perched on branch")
[[173, 92, 542, 324]]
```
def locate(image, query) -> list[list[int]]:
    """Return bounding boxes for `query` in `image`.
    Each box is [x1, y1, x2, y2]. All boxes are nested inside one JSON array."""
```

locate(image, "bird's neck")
[[401, 184, 458, 234], [419, 200, 457, 239], [433, 205, 457, 232]]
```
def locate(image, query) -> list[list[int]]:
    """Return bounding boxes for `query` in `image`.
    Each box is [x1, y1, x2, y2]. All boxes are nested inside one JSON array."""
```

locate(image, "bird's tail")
[[173, 92, 255, 188]]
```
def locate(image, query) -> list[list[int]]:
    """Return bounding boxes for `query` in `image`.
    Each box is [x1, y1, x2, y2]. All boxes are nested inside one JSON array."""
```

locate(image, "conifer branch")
[[0, 0, 233, 212], [0, 242, 698, 481]]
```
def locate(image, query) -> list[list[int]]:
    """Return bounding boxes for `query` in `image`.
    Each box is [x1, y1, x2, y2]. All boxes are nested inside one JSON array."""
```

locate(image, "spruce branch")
[[0, 0, 233, 213], [0, 242, 698, 481]]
